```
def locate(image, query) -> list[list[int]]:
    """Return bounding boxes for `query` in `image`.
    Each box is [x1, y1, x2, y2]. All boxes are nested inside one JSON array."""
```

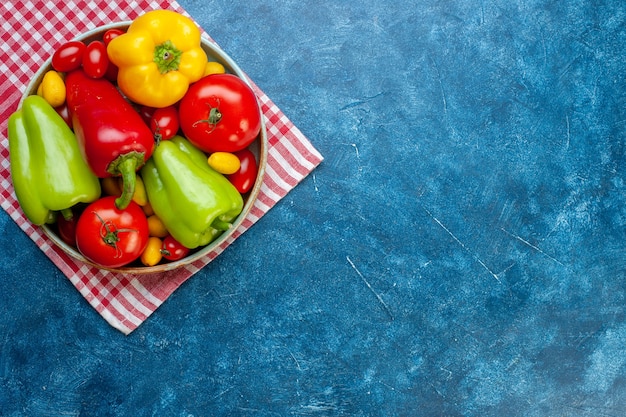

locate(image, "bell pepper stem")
[[211, 218, 232, 231], [60, 208, 74, 221], [154, 40, 182, 74], [109, 153, 143, 210], [46, 212, 57, 225]]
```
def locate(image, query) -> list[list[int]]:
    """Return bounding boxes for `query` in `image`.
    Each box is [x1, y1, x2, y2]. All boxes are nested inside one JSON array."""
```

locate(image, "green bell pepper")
[[7, 95, 101, 225], [141, 136, 244, 249]]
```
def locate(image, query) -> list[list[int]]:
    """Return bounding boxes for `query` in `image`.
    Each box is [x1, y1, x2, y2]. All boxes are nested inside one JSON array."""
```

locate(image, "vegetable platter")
[[8, 10, 267, 274]]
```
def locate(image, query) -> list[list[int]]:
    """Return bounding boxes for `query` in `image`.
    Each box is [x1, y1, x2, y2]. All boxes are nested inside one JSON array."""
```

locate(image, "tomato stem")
[[94, 211, 138, 258], [152, 118, 162, 145], [192, 103, 222, 132]]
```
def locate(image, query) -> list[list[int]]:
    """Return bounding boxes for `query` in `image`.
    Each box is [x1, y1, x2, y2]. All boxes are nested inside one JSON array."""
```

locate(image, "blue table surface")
[[1, 1, 625, 415]]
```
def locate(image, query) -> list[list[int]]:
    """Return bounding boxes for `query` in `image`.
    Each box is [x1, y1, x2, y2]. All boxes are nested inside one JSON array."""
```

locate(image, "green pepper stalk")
[[7, 95, 101, 225], [141, 136, 244, 249]]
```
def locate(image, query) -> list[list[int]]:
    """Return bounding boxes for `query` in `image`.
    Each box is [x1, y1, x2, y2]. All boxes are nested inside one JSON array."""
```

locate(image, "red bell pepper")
[[65, 70, 155, 209]]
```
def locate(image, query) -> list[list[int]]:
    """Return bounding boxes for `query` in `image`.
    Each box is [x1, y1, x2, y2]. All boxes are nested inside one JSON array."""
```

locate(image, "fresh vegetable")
[[101, 177, 122, 197], [179, 73, 262, 153], [37, 70, 66, 107], [82, 40, 109, 79], [141, 136, 244, 249], [140, 236, 163, 266], [227, 148, 258, 194], [129, 175, 148, 206], [208, 151, 240, 175], [55, 103, 72, 127], [65, 69, 155, 210], [138, 106, 156, 125], [103, 28, 124, 46], [52, 41, 86, 72], [7, 95, 101, 225], [146, 214, 168, 237], [142, 201, 155, 217], [106, 9, 208, 108], [75, 196, 149, 268], [149, 105, 179, 142], [56, 210, 79, 247], [203, 61, 225, 76], [161, 235, 190, 261], [104, 61, 119, 83]]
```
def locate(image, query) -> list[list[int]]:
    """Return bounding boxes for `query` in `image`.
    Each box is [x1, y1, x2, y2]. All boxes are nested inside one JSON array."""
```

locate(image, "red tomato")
[[57, 211, 78, 247], [75, 196, 149, 268], [104, 62, 119, 83], [55, 103, 72, 128], [150, 106, 180, 141], [161, 235, 190, 261], [103, 28, 125, 46], [82, 40, 109, 79], [227, 148, 258, 194], [179, 74, 261, 153], [138, 106, 156, 125], [51, 41, 86, 72]]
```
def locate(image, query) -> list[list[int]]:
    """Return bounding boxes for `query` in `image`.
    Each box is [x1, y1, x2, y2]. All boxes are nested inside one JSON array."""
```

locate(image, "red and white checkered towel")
[[0, 0, 323, 334]]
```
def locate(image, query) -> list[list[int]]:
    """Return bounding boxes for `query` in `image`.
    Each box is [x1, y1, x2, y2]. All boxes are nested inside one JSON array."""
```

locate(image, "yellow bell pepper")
[[107, 10, 208, 108]]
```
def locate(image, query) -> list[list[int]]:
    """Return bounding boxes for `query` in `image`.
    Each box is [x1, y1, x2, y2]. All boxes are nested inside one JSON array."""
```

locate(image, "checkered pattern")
[[0, 0, 323, 334]]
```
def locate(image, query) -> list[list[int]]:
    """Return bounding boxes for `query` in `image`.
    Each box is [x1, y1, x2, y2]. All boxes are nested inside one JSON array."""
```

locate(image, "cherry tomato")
[[51, 41, 86, 72], [150, 106, 179, 141], [141, 237, 163, 267], [104, 62, 119, 83], [179, 74, 261, 153], [147, 215, 169, 238], [82, 40, 109, 79], [57, 211, 78, 247], [208, 151, 241, 175], [138, 106, 156, 125], [227, 148, 258, 194], [75, 196, 149, 268], [161, 235, 190, 261], [55, 103, 72, 128], [103, 28, 125, 46]]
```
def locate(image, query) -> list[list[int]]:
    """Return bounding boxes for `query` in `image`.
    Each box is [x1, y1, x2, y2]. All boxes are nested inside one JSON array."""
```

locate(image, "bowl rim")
[[23, 21, 268, 274]]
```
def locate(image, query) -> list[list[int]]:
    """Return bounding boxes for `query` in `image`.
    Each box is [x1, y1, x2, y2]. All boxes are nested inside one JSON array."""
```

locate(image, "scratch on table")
[[429, 382, 445, 398], [563, 404, 623, 417], [565, 114, 571, 149], [498, 262, 517, 277], [480, 0, 485, 24], [423, 207, 501, 283], [429, 55, 447, 114], [378, 379, 398, 391], [289, 349, 302, 371], [212, 386, 234, 400], [559, 55, 580, 80], [342, 142, 362, 173], [570, 330, 602, 349], [351, 143, 361, 163], [346, 256, 394, 320], [540, 29, 548, 68], [300, 401, 339, 414], [339, 92, 385, 111], [500, 227, 564, 266], [238, 408, 282, 416]]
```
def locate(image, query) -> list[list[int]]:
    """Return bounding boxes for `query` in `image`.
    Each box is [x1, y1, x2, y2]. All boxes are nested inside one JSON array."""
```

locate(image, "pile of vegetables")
[[7, 10, 262, 269]]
